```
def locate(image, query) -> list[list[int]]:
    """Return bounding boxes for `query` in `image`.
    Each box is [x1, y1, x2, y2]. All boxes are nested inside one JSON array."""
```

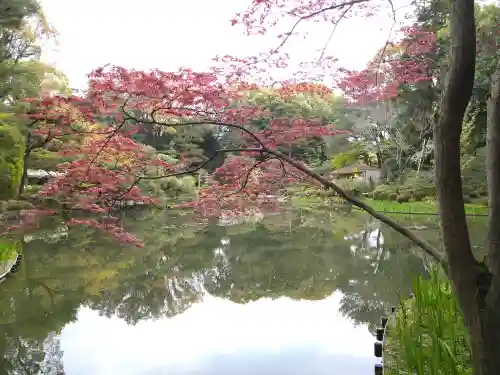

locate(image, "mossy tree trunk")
[[0, 123, 25, 200]]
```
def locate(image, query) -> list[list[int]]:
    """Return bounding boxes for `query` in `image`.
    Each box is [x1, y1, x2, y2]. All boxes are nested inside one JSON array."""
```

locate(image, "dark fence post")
[[373, 305, 397, 374]]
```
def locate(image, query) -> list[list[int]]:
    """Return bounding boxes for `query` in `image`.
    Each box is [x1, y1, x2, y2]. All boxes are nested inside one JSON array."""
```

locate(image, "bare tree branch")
[[220, 158, 269, 200], [122, 110, 266, 148], [315, 4, 354, 65], [242, 0, 372, 68]]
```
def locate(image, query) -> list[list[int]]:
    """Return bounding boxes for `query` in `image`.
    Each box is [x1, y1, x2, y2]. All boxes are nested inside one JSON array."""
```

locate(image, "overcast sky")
[[39, 0, 412, 91], [60, 292, 378, 375]]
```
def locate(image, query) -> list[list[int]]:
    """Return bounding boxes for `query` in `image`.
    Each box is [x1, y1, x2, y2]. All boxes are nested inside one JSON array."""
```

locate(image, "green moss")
[[0, 124, 25, 200]]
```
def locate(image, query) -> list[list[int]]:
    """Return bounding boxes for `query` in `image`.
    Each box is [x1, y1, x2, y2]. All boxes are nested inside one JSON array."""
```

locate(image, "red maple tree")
[[338, 25, 437, 102], [12, 95, 168, 245], [14, 64, 346, 244], [15, 0, 435, 251]]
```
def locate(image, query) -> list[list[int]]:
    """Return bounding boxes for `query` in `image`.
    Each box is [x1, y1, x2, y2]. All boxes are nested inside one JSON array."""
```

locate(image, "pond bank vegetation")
[[287, 185, 488, 216], [385, 269, 471, 374], [0, 239, 20, 278]]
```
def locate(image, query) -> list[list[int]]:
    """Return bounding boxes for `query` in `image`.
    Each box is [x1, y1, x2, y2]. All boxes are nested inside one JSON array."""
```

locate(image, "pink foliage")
[[19, 63, 343, 245], [338, 25, 437, 103], [18, 0, 431, 246]]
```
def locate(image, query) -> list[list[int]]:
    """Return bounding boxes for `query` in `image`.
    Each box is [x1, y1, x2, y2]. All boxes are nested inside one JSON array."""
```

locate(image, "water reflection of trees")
[[205, 210, 431, 332], [0, 207, 488, 373], [0, 241, 74, 374]]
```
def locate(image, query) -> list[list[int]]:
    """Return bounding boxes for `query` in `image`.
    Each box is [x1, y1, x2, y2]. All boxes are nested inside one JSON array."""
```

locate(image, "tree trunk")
[[478, 57, 500, 374], [434, 0, 500, 373], [17, 148, 30, 198], [375, 151, 383, 168], [486, 60, 500, 306], [18, 133, 35, 198]]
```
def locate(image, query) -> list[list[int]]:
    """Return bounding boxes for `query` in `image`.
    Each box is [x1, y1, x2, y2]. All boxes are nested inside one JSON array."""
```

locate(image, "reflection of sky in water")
[[60, 291, 378, 375]]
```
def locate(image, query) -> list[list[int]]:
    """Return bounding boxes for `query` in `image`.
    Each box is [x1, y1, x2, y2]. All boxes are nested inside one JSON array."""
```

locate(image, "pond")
[[0, 205, 488, 375]]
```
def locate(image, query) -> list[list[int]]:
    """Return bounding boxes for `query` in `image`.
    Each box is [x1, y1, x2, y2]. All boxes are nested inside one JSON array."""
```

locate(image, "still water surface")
[[0, 206, 488, 374]]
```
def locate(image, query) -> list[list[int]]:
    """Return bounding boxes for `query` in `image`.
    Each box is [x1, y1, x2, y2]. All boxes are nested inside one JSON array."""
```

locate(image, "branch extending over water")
[[265, 148, 447, 267], [25, 99, 447, 267], [120, 107, 447, 266]]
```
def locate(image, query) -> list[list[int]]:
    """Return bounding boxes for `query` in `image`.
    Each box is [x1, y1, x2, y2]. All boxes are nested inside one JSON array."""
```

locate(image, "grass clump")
[[0, 239, 18, 262], [385, 269, 472, 375]]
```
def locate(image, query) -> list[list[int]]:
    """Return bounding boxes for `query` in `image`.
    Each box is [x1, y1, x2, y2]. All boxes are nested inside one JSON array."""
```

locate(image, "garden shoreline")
[[0, 249, 21, 282]]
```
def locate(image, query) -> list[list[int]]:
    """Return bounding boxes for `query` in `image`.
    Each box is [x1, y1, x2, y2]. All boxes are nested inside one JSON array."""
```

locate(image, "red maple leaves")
[[338, 25, 437, 103], [16, 63, 342, 245], [14, 0, 433, 246]]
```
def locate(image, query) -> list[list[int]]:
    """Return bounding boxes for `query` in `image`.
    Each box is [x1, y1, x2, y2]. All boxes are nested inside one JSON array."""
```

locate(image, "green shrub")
[[462, 195, 472, 203], [399, 170, 436, 199], [372, 184, 397, 200], [397, 192, 411, 203], [335, 178, 371, 196], [156, 153, 179, 164], [0, 124, 25, 200], [412, 191, 426, 201], [387, 192, 398, 201], [372, 190, 385, 200], [142, 176, 197, 198], [377, 153, 489, 202], [28, 149, 68, 170], [472, 190, 484, 198], [178, 176, 197, 195], [139, 174, 197, 200], [461, 148, 487, 197], [474, 196, 488, 206]]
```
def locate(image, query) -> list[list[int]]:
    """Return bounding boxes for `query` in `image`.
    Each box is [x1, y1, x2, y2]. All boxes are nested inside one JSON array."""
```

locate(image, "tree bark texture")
[[435, 0, 500, 373]]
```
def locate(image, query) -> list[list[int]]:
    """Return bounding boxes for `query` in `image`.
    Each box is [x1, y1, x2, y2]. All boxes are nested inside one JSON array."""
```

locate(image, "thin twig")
[[244, 0, 372, 68]]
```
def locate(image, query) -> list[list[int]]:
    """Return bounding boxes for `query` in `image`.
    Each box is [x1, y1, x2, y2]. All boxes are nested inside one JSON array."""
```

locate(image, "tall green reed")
[[385, 268, 472, 375]]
